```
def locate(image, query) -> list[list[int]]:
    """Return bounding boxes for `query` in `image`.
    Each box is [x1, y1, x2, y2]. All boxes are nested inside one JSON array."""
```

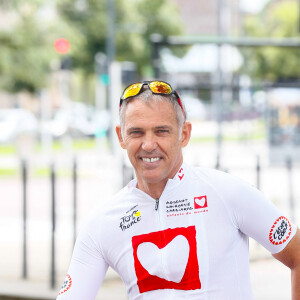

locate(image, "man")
[[57, 80, 300, 299]]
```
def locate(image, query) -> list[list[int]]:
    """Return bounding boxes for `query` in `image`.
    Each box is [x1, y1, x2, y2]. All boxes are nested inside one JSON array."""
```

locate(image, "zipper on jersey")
[[154, 196, 167, 284], [155, 198, 159, 211]]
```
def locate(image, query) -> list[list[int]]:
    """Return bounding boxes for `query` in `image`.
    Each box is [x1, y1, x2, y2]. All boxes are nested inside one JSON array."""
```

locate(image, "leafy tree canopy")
[[57, 0, 183, 76], [0, 0, 183, 94], [243, 1, 300, 82], [0, 0, 57, 93]]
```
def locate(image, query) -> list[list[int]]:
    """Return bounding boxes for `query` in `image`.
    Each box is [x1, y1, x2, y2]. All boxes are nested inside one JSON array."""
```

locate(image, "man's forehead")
[[124, 97, 175, 116]]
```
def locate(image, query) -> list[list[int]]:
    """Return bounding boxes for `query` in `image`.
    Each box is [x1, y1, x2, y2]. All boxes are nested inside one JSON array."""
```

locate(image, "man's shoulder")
[[185, 163, 248, 192], [86, 183, 137, 221], [186, 164, 230, 181], [78, 184, 137, 235]]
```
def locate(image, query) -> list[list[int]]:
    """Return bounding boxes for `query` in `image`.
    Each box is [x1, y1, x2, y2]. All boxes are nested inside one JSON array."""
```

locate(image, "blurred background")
[[0, 0, 299, 299]]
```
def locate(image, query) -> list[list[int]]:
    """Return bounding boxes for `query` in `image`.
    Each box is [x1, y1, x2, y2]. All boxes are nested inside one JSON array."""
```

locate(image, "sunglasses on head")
[[119, 80, 184, 113]]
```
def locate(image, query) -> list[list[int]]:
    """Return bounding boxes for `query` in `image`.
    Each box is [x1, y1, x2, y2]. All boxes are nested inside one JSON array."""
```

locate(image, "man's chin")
[[138, 170, 165, 184]]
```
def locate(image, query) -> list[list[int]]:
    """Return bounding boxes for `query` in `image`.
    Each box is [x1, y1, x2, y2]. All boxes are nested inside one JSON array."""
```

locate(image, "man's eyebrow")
[[155, 125, 172, 130], [126, 127, 143, 133], [126, 125, 173, 133]]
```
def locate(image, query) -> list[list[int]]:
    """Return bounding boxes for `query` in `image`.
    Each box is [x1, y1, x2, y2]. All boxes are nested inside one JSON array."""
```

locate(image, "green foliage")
[[243, 1, 300, 82], [0, 0, 183, 95], [0, 0, 56, 93], [57, 0, 183, 76]]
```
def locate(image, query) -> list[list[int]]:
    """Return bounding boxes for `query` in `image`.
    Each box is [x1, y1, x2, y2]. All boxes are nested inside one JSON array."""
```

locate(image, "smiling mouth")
[[141, 157, 161, 163]]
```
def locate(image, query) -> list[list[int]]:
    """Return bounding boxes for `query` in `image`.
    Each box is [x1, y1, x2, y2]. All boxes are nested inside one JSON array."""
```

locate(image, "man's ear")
[[116, 125, 126, 149], [181, 122, 192, 148]]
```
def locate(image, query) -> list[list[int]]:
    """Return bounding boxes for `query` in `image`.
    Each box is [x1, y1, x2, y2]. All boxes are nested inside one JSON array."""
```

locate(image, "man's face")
[[116, 98, 191, 186]]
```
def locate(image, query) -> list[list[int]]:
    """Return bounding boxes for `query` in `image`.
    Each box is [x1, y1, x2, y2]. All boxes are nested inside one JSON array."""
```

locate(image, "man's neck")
[[136, 179, 168, 200]]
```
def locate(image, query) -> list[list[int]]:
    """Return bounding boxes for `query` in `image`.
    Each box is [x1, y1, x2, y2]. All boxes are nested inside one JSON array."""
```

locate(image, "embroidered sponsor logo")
[[58, 274, 72, 295], [194, 196, 208, 209], [269, 216, 292, 245], [166, 196, 208, 217], [132, 226, 201, 293], [166, 199, 193, 214], [120, 208, 141, 231]]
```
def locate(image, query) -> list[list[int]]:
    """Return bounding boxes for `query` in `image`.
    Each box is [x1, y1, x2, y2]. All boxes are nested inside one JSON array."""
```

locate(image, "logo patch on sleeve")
[[269, 216, 292, 245], [58, 274, 72, 295], [132, 226, 201, 293]]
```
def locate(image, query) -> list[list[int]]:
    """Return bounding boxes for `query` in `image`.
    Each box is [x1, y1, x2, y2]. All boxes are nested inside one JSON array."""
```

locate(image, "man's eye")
[[156, 129, 169, 135], [130, 131, 142, 135]]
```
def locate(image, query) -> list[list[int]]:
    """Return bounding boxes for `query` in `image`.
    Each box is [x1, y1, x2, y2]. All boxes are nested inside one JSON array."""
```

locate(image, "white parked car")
[[42, 103, 111, 139], [183, 96, 208, 121], [0, 108, 38, 143]]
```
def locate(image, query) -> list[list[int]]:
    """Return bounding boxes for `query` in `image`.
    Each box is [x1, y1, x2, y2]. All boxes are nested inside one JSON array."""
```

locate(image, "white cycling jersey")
[[57, 163, 297, 300]]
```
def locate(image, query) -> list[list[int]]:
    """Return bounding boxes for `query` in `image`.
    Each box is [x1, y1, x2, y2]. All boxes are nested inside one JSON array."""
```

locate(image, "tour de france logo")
[[269, 216, 292, 245], [120, 207, 141, 231], [58, 274, 72, 295]]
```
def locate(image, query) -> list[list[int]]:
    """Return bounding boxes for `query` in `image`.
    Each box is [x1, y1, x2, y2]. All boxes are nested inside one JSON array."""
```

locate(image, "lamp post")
[[106, 0, 117, 153]]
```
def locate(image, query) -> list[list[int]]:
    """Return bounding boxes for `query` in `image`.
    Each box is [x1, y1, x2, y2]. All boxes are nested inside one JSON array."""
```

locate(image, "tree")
[[243, 1, 300, 82], [0, 0, 56, 93], [57, 0, 183, 76]]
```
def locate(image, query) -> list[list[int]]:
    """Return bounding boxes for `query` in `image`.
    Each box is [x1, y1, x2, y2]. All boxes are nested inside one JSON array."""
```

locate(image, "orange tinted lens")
[[122, 83, 143, 99], [149, 81, 172, 94]]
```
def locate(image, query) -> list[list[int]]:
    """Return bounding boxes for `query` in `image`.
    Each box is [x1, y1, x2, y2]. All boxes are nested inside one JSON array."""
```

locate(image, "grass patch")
[[190, 136, 215, 143], [0, 167, 71, 178], [73, 138, 96, 150], [34, 167, 71, 178], [0, 168, 18, 177], [191, 132, 266, 143], [0, 144, 17, 155], [34, 138, 97, 153]]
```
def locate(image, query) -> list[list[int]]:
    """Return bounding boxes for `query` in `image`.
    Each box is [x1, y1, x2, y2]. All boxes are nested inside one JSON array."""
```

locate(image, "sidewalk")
[[0, 272, 128, 300], [250, 256, 291, 300], [0, 257, 291, 300]]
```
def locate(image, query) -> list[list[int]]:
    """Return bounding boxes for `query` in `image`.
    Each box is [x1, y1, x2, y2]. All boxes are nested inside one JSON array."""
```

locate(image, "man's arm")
[[56, 224, 109, 299], [273, 228, 300, 300]]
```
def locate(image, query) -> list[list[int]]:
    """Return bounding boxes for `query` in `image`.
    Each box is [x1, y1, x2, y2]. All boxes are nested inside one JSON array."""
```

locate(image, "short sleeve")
[[207, 169, 297, 254], [56, 223, 109, 299]]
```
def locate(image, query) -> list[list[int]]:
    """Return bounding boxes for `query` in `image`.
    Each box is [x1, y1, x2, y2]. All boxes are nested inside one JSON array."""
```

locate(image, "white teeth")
[[142, 157, 160, 163]]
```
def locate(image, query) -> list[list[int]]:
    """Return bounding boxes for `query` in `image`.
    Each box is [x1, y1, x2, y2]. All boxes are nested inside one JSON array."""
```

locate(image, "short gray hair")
[[119, 88, 186, 136]]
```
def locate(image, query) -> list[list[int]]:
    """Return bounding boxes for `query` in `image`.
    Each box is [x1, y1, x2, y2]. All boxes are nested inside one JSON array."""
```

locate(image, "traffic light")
[[95, 52, 109, 86], [54, 38, 71, 55]]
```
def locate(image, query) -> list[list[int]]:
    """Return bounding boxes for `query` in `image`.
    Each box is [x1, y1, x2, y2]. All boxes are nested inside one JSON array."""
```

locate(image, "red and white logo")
[[178, 168, 184, 181], [58, 274, 72, 295], [132, 226, 201, 293], [269, 216, 292, 245], [194, 196, 208, 209]]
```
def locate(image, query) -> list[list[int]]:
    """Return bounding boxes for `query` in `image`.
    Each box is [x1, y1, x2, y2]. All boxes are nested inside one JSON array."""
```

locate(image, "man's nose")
[[142, 133, 157, 152]]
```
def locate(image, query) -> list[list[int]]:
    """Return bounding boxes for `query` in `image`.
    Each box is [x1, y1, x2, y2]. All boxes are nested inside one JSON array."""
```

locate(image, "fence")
[[0, 141, 299, 292]]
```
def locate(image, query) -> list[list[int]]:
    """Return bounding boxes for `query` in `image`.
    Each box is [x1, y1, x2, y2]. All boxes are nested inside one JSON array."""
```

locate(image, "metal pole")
[[286, 156, 295, 222], [256, 155, 261, 190], [215, 0, 224, 169], [50, 162, 56, 289], [299, 0, 300, 33], [106, 0, 116, 153], [21, 159, 27, 279], [150, 34, 162, 78], [106, 0, 116, 64], [73, 157, 77, 247]]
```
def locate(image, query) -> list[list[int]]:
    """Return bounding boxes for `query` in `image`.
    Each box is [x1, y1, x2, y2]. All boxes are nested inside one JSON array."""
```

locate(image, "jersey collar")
[[127, 163, 187, 192]]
